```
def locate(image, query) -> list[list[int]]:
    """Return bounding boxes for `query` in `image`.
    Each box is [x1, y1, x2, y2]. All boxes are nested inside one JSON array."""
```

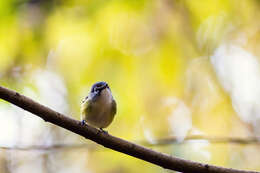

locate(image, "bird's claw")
[[99, 128, 108, 134], [81, 120, 86, 126]]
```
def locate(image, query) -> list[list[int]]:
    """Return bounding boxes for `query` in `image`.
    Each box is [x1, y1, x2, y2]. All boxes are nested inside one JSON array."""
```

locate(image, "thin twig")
[[142, 135, 260, 146], [0, 135, 259, 151], [0, 85, 258, 173], [0, 144, 95, 151]]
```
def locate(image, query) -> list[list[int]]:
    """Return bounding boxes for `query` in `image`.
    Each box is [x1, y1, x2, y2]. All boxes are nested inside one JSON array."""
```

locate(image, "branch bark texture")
[[0, 85, 258, 173]]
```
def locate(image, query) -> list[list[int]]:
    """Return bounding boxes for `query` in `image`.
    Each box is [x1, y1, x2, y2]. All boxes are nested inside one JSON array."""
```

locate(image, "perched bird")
[[81, 82, 117, 130]]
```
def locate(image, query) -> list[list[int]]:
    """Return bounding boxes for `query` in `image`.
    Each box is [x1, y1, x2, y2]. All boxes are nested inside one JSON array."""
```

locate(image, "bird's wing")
[[111, 99, 117, 115], [81, 96, 92, 121]]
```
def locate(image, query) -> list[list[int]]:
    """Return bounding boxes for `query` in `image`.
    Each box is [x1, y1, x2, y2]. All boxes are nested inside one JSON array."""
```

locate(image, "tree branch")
[[0, 143, 96, 151], [0, 85, 258, 173], [142, 135, 260, 146], [0, 135, 259, 151], [1, 135, 259, 151]]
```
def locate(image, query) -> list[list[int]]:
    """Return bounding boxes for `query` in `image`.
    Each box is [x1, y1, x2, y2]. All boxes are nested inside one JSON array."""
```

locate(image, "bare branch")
[[1, 135, 260, 151], [0, 144, 96, 151], [0, 85, 258, 173], [142, 135, 260, 146]]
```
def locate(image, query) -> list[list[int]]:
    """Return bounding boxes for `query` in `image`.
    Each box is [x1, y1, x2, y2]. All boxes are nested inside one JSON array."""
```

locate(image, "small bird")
[[81, 82, 117, 131]]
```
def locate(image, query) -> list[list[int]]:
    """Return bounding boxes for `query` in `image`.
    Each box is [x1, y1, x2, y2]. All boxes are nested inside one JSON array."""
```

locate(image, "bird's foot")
[[99, 128, 108, 134], [80, 120, 86, 126]]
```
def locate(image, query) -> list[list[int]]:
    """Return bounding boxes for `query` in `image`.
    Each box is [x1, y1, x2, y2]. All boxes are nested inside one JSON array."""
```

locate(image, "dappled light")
[[1, 0, 260, 172]]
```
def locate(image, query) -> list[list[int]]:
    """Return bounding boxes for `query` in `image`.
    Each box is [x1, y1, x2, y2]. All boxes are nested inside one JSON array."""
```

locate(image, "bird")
[[81, 81, 117, 131]]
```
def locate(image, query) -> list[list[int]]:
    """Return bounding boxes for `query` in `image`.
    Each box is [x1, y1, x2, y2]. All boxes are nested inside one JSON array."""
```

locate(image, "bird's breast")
[[83, 88, 115, 128]]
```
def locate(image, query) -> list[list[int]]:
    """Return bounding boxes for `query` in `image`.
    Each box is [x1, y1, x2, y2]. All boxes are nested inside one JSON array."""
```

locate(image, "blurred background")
[[1, 0, 260, 172]]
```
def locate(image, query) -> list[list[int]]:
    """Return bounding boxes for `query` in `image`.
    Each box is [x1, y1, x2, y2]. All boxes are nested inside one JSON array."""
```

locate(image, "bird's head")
[[91, 81, 109, 93], [90, 81, 112, 101]]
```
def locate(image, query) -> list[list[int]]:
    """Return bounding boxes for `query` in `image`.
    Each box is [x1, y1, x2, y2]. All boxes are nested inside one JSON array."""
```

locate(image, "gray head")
[[89, 81, 112, 100]]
